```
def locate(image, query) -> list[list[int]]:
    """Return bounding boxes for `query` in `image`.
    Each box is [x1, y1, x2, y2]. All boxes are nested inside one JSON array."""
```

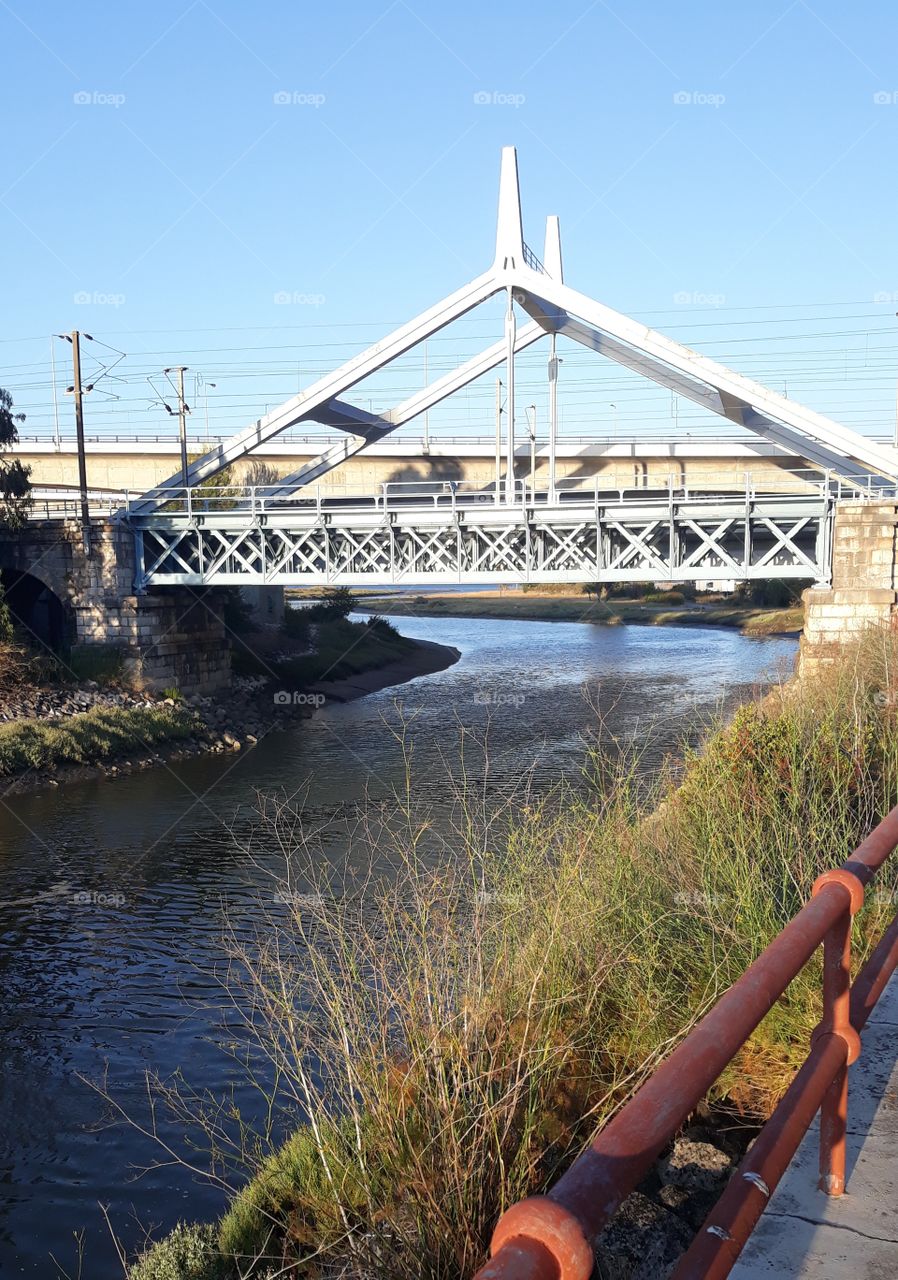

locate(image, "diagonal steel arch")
[[132, 146, 898, 515], [261, 321, 545, 498]]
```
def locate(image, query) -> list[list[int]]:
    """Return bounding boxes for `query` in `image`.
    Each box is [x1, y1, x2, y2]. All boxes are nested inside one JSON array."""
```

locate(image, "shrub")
[[280, 607, 311, 645], [739, 579, 812, 609], [0, 583, 12, 643], [218, 1118, 372, 1266], [68, 644, 124, 684], [221, 588, 257, 635], [128, 1222, 227, 1280], [644, 590, 685, 604], [365, 613, 400, 639], [303, 588, 355, 622]]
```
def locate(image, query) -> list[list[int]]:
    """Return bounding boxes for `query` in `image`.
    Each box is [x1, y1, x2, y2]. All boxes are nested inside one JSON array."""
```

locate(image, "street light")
[[196, 374, 217, 441]]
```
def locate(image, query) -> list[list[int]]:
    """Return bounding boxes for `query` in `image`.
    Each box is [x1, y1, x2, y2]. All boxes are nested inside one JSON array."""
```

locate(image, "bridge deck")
[[126, 490, 833, 588], [731, 972, 898, 1277]]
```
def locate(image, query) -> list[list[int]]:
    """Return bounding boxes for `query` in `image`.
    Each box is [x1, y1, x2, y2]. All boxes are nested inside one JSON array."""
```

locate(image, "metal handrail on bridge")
[[124, 471, 838, 522], [473, 806, 898, 1280], [26, 469, 897, 525]]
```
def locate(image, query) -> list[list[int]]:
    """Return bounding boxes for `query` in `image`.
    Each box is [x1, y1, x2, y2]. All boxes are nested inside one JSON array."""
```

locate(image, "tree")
[[0, 386, 31, 528], [244, 459, 283, 489]]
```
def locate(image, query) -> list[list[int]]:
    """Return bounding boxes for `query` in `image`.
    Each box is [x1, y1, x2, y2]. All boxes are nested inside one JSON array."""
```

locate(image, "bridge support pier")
[[85, 589, 232, 693], [0, 520, 233, 694], [800, 502, 898, 676]]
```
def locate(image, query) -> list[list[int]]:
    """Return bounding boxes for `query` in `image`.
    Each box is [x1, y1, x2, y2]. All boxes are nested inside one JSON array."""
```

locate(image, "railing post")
[[811, 870, 864, 1196]]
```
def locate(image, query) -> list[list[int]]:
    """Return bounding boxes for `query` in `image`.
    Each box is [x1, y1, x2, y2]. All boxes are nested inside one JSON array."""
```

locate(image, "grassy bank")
[[272, 615, 416, 688], [127, 632, 898, 1280], [0, 609, 430, 788], [0, 702, 201, 777], [355, 590, 804, 636]]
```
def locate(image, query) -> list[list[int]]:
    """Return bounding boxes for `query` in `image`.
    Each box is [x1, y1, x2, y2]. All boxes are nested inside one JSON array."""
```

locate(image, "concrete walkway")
[[730, 973, 898, 1278]]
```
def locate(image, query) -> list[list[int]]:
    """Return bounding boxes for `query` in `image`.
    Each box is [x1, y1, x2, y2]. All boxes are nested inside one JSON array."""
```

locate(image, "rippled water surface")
[[0, 615, 796, 1275]]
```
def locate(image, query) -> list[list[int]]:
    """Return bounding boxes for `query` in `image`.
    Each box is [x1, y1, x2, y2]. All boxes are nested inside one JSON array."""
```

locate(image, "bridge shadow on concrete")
[[730, 973, 898, 1277]]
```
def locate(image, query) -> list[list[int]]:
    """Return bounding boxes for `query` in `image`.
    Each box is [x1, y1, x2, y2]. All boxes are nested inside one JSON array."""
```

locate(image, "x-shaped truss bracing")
[[133, 495, 831, 588]]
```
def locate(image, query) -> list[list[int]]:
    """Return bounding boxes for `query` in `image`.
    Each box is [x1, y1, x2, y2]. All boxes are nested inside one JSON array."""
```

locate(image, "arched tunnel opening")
[[0, 569, 72, 652]]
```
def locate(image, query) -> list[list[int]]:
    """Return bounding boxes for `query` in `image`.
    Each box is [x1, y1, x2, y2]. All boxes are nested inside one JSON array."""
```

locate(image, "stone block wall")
[[117, 591, 231, 692], [0, 519, 232, 694], [799, 502, 898, 676]]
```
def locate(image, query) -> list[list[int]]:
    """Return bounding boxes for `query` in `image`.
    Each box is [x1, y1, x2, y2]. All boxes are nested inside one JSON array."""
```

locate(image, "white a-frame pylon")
[[133, 147, 897, 513]]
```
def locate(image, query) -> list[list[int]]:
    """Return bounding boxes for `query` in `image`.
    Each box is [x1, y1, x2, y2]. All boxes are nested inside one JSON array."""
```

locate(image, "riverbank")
[[124, 630, 898, 1280], [306, 635, 460, 702], [0, 628, 459, 796], [353, 589, 805, 636]]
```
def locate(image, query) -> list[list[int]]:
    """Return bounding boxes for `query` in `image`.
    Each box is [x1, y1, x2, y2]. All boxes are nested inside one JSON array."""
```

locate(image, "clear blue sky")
[[2, 0, 898, 444]]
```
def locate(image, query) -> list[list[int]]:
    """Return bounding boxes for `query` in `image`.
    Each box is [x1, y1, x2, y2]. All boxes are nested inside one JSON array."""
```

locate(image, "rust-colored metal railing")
[[473, 805, 898, 1280]]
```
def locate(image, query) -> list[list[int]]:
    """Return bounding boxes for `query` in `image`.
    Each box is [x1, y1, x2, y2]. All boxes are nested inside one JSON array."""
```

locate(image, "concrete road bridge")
[[17, 433, 898, 499]]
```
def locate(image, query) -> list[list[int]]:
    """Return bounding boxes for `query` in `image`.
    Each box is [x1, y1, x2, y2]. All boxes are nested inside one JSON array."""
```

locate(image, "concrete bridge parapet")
[[0, 519, 231, 693], [800, 501, 898, 675]]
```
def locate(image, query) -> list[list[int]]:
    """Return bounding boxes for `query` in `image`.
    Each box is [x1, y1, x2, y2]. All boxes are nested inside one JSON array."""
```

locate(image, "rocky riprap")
[[0, 681, 157, 722], [0, 672, 318, 792], [593, 1112, 758, 1279]]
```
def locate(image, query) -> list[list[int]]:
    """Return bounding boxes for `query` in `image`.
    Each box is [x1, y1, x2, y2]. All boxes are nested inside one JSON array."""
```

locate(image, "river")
[[0, 615, 796, 1276]]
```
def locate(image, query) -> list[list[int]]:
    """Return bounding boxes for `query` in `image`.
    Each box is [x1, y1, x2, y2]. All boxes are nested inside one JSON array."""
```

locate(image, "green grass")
[[360, 591, 803, 635], [67, 643, 125, 684], [127, 630, 898, 1280], [0, 702, 201, 776]]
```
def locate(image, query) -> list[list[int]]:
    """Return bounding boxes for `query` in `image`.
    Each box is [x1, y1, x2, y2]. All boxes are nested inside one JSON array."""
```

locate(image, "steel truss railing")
[[473, 805, 898, 1280], [128, 485, 833, 589]]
